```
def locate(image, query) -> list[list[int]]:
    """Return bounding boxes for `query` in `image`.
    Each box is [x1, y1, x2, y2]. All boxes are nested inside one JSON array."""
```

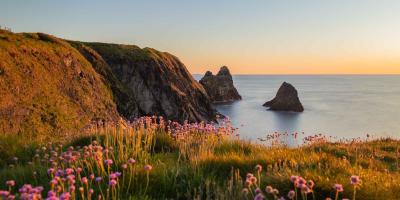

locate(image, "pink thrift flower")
[[144, 165, 153, 171]]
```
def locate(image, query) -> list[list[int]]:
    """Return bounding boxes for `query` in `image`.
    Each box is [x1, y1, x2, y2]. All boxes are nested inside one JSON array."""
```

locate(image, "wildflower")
[[108, 179, 117, 187], [81, 177, 88, 185], [290, 175, 298, 183], [90, 174, 95, 180], [50, 179, 58, 186], [144, 165, 153, 171], [306, 180, 315, 189], [265, 186, 273, 194], [287, 190, 295, 199], [104, 159, 113, 166], [272, 189, 279, 195], [334, 184, 344, 192], [350, 175, 360, 185], [6, 180, 15, 187], [0, 191, 9, 197], [95, 177, 102, 182], [65, 168, 74, 175], [128, 158, 136, 164], [76, 167, 82, 174], [255, 164, 263, 172], [79, 187, 84, 193], [69, 185, 75, 192], [60, 192, 71, 200], [89, 189, 94, 194], [121, 164, 128, 169], [47, 190, 57, 197], [242, 188, 249, 195], [249, 176, 257, 184], [47, 168, 55, 175], [255, 188, 262, 194], [254, 193, 264, 200], [278, 197, 285, 200], [7, 195, 15, 200]]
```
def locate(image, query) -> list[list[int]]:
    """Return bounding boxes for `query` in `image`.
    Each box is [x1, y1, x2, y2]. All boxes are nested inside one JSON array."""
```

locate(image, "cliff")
[[0, 30, 217, 138]]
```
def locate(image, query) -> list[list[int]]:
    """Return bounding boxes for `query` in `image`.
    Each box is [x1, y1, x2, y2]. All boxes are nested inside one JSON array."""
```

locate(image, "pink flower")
[[287, 190, 295, 199], [108, 179, 117, 187], [81, 177, 88, 184], [144, 165, 153, 171], [242, 188, 249, 195], [121, 164, 128, 169], [265, 186, 273, 194], [255, 164, 262, 172], [290, 175, 299, 183], [6, 180, 15, 187], [350, 175, 360, 185], [60, 192, 71, 200], [307, 180, 315, 189], [65, 168, 74, 175], [334, 184, 344, 192], [128, 158, 136, 164], [104, 159, 113, 166]]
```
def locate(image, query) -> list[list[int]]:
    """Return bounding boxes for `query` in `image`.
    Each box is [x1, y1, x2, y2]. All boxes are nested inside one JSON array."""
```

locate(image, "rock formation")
[[69, 42, 217, 123], [199, 66, 242, 103], [263, 82, 304, 112], [0, 30, 217, 137]]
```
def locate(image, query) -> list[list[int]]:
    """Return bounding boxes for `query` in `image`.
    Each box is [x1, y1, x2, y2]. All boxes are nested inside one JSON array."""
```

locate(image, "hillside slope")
[[0, 30, 119, 139], [0, 30, 217, 139]]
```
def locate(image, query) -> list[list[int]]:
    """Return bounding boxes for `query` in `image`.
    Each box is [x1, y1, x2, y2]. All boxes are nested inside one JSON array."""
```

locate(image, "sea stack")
[[199, 66, 242, 103], [263, 82, 304, 112]]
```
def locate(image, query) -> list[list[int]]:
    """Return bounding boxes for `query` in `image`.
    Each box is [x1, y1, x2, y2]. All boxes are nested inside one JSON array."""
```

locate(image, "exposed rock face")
[[71, 42, 217, 123], [263, 82, 304, 112], [199, 66, 242, 103], [0, 30, 217, 138]]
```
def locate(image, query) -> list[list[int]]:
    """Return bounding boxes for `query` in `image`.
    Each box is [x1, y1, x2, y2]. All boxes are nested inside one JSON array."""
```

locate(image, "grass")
[[0, 117, 399, 200]]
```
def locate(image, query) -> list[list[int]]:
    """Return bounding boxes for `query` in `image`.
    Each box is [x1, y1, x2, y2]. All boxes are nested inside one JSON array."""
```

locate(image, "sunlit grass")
[[0, 117, 399, 199]]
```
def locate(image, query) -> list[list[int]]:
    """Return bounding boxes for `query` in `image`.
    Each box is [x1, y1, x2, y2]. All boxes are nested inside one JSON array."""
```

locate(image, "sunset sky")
[[2, 0, 400, 74]]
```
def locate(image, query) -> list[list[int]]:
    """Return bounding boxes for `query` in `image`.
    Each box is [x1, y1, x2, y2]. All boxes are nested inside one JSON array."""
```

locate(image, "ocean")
[[194, 75, 400, 145]]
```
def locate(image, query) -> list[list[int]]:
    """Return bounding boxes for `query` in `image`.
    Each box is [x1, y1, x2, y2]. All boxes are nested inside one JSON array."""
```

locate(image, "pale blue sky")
[[2, 0, 400, 74]]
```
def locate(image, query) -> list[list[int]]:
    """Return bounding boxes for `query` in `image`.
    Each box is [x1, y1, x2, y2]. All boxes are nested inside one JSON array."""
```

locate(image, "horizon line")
[[192, 73, 400, 76]]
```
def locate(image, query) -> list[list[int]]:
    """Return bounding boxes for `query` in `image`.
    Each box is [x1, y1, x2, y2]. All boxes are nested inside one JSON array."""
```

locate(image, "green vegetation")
[[0, 117, 398, 199], [0, 30, 119, 139]]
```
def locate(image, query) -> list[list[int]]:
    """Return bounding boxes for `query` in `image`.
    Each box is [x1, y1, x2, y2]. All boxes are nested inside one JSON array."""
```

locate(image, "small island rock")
[[199, 66, 242, 103], [263, 82, 304, 112]]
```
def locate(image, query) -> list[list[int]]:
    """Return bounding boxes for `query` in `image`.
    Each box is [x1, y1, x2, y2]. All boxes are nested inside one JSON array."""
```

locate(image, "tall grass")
[[0, 116, 399, 199]]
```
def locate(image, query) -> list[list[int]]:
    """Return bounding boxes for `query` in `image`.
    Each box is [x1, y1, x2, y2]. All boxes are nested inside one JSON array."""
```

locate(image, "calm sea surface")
[[194, 75, 400, 144]]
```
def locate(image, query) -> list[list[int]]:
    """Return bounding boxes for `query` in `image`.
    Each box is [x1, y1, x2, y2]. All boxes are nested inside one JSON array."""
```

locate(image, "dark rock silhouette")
[[263, 82, 304, 112], [69, 42, 217, 123], [199, 66, 242, 103]]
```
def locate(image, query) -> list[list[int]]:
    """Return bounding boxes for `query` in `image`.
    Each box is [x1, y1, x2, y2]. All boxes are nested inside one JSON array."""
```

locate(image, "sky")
[[1, 0, 400, 74]]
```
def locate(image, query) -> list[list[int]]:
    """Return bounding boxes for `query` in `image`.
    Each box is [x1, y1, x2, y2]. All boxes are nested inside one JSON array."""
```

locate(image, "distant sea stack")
[[263, 82, 304, 112], [199, 66, 242, 103]]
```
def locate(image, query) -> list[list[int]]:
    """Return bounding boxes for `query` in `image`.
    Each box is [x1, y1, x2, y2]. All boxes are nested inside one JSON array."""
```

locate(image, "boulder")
[[263, 82, 304, 112], [199, 66, 242, 103]]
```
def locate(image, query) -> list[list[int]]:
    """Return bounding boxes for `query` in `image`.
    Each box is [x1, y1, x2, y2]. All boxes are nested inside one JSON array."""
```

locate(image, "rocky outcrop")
[[199, 66, 241, 103], [0, 30, 217, 138], [263, 82, 304, 112], [70, 42, 217, 123]]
